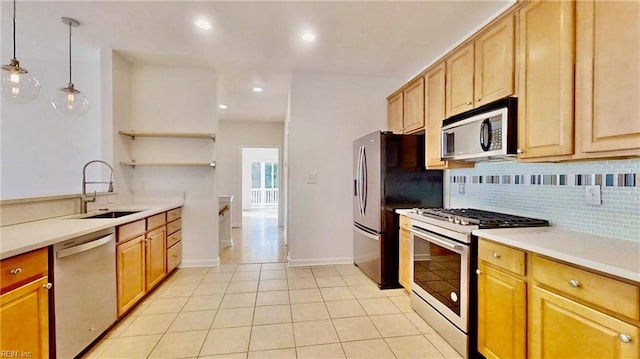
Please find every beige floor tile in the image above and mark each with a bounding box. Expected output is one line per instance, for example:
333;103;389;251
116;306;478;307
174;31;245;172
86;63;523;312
157;283;198;298
220;292;257;309
261;263;286;271
126;299;151;317
293;320;339;346
425;333;462;358
316;276;347;288
141;297;188;314
291;302;330;322
320;287;356;301
202;272;234;283
341;339;395;359
286;268;313;278
258;279;288;291
348;285;386;299
253;305;292;325
97;334;161;358
296;343;346;359
199;353;247;359
208;264;238;273
385;335;443;359
383;288;409;297
167;310;216;332
249;323;295;351
341;275;376;287
256;290;290;306
236;263;262;272
83;338;114;358
175;267;210;275
370;314;421;337
332;317;380;342
120;313;177;336
171;273;205;285
311;266;340;277
248;348;296;359
389;295;413;313
232;271;261;281
334;264;363;276
148;330;207;358
288;277;318;289
325;300;366;319
289;288;323;303
404;312;435;334
259;270;287;280
194;282;229;296
358;297;401;315
104;316;134;338
212;307;255;328
227;280;259;293
200;327;251;356
183;294;224;311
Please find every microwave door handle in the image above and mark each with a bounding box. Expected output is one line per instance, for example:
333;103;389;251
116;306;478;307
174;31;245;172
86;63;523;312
407;227;464;252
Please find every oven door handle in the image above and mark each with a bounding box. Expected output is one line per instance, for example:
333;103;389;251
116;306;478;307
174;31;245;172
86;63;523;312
408;227;464;252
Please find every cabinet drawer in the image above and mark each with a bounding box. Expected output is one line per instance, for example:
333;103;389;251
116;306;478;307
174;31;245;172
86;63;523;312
533;255;640;320
167;218;182;235
167;230;182;248
0;248;48;292
167;207;182;222
478;239;526;276
167;241;182;272
147;213;166;231
118;220;145;242
399;215;411;230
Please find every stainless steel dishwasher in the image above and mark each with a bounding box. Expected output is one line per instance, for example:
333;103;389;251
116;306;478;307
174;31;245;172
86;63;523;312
53;228;117;359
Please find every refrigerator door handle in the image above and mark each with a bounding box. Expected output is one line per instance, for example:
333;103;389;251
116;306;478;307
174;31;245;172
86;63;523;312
360;146;368;215
356;146;363;215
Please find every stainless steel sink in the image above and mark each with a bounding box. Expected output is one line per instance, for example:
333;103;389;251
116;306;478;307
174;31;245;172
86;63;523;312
81;211;141;219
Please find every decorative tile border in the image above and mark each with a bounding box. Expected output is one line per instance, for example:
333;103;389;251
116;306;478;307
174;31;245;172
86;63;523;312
449;172;639;187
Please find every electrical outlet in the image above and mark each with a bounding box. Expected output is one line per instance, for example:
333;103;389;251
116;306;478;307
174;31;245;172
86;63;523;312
306;174;317;184
585;185;602;205
458;183;465;195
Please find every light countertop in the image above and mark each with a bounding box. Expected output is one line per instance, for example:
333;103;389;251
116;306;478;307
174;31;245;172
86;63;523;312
0;202;182;260
474;227;640;283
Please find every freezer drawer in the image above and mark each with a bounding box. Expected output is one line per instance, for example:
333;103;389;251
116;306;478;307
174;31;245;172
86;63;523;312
353;224;381;285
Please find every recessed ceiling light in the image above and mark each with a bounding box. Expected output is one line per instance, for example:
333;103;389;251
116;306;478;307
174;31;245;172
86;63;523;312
195;19;212;30
252;87;263;93
301;31;316;42
218;104;228;109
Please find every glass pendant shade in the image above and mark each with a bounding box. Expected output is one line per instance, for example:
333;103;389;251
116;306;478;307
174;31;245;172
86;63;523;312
51;83;89;115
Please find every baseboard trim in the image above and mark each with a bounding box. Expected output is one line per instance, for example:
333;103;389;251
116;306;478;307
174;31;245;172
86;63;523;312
180;257;219;268
288;257;354;267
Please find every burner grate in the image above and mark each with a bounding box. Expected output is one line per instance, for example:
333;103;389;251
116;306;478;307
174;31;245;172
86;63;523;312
417;208;549;229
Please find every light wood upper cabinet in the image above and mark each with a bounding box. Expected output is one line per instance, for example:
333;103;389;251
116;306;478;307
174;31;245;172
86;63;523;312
387;92;404;134
575;0;640;158
475;15;515;106
517;0;575;160
402;78;425;134
446;42;476;117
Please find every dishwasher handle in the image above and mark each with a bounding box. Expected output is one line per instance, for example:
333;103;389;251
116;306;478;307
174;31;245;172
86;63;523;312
56;234;114;259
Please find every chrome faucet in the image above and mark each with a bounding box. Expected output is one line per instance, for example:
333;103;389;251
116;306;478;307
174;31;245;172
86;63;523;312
81;160;114;214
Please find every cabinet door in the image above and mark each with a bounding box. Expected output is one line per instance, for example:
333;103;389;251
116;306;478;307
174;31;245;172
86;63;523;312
146;226;167;290
0;276;49;359
518;0;575;159
576;0;640;157
477;263;526;359
403;78;425;134
387;92;404;134
446;42;475;117
398;228;411;290
117;236;145;316
530;286;640;359
425;64;447;169
474;15;515;106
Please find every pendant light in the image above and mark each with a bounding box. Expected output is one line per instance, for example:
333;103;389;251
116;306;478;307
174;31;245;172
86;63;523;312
1;0;41;103
51;17;89;115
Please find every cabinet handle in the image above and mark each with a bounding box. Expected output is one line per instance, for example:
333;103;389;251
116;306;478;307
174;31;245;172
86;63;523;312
492;252;500;259
465;101;472;106
619;334;632;343
517;148;524;154
476;269;482;275
9;267;23;275
476;98;481;102
42;283;53;290
568;279;581;288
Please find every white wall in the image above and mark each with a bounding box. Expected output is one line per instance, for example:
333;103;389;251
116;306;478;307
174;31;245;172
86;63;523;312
241;148;279;210
116;64;219;267
286;71;400;266
216;120;284;227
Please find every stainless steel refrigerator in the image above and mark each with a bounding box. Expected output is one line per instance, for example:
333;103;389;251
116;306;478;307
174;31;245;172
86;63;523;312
353;131;443;288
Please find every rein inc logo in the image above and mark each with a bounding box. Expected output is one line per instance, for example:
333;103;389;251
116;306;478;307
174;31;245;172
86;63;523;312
1;351;32;358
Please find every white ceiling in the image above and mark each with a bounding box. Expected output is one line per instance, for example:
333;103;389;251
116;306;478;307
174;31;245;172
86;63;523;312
2;0;512;123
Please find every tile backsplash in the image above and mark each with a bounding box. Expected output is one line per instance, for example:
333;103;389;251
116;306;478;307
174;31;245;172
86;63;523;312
449;158;640;241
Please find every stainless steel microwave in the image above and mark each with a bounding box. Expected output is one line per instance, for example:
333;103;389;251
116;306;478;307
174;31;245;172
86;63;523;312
441;97;517;162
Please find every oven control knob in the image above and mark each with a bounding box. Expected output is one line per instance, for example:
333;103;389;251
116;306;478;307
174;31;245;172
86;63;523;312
448;216;455;223
460;218;470;225
450;292;458;303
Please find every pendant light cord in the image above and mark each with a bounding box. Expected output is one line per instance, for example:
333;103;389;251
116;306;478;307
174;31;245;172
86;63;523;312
68;21;72;85
12;0;16;60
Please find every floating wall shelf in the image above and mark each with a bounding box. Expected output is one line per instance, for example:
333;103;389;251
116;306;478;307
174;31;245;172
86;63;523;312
119;131;216;141
120;161;216;168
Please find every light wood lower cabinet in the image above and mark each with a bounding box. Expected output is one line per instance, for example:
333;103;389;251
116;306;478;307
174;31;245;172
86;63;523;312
145;226;167;290
117;235;146;316
398;227;411;290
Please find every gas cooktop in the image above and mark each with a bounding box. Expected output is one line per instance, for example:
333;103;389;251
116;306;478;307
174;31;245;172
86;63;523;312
412;208;549;229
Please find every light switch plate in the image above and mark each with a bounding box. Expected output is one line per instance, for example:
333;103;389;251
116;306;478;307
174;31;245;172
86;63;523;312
306;174;317;184
585;185;602;205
